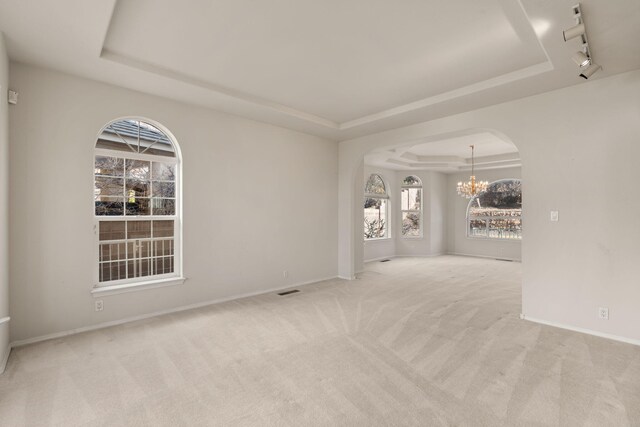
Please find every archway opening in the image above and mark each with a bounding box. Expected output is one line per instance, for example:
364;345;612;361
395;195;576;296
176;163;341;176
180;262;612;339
357;129;521;274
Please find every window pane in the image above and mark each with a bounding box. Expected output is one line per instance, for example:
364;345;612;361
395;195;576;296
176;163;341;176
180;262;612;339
402;175;421;186
125;198;151;215
126;179;151;198
488;218;522;239
125;159;150;179
364;198;387;239
127;221;151;239
365;174;386;195
127;259;152;278
99;221;125;241
95;197;124;216
99;261;126;282
152;162;176;181
95;177;124;197
469;219;487;237
402;212;421;237
95;156;124;177
468;179;522;240
401;188;421;211
153;220;174;238
152;181;175;198
127;240;152;259
154;256;174;275
99;243;126;262
152;198;175;216
154;239;174;256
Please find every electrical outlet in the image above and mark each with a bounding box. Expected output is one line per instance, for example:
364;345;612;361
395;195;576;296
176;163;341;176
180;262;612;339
95;300;104;312
550;210;559;222
283;270;289;278
598;307;609;320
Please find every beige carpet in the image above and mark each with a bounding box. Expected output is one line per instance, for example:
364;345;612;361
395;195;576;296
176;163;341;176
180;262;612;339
1;256;639;426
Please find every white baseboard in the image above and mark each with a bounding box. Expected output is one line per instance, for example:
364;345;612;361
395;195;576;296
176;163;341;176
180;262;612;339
521;314;640;347
447;252;521;262
394;253;445;258
363;255;395;263
363;253;445;264
10;275;339;349
0;344;10;374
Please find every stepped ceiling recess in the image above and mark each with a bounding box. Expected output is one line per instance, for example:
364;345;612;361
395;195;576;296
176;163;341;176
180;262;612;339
0;0;638;141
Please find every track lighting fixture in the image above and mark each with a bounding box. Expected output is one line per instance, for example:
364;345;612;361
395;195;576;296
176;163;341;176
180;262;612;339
563;23;584;42
562;3;601;79
579;63;602;79
571;51;590;67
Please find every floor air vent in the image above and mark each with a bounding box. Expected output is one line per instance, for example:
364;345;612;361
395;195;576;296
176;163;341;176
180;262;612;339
278;289;300;296
380;259;391;263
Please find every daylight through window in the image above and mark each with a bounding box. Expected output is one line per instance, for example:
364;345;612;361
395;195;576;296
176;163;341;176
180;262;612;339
401;176;422;237
467;179;521;240
94;119;181;286
364;174;389;239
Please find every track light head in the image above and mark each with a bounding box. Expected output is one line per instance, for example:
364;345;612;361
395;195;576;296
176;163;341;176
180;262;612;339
563;23;585;41
571;51;591;67
579;63;601;79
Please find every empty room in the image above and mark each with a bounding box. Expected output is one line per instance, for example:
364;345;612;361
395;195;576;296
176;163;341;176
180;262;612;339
0;0;639;425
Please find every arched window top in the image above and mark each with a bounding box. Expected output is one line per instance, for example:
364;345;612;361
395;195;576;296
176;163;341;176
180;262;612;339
365;174;387;196
468;179;521;212
402;175;422;186
97;118;176;158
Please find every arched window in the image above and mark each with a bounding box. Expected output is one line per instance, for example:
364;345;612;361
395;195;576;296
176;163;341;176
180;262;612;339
364;174;389;239
467;179;521;240
94;118;182;289
401;175;422;237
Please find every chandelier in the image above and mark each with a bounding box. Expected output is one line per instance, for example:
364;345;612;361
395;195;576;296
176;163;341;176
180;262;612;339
457;145;488;199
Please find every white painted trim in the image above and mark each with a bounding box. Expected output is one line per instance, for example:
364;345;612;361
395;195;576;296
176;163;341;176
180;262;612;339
521;315;640;347
91;277;186;297
0;316;9;325
446;252;521;262
10;275;341;348
0;345;10;374
363;255;395;263
393;253;445;258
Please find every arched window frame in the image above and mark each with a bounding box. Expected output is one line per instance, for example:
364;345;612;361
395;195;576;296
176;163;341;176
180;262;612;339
466;178;521;240
364;174;390;240
92;117;184;295
401;175;422;238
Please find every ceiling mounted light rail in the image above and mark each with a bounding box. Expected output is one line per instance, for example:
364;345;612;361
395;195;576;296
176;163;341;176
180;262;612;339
563;3;601;79
456;145;488;199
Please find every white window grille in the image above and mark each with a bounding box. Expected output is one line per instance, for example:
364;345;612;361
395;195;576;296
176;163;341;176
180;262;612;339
401;175;422;238
94;119;182;287
364;174;389;240
467;179;522;240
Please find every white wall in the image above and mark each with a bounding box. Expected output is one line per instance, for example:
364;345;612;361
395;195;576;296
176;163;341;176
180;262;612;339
0;33;10;370
339;69;640;343
8;63;338;343
447;167;521;260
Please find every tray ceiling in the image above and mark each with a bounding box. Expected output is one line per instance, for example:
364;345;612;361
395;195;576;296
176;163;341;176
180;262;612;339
0;0;638;140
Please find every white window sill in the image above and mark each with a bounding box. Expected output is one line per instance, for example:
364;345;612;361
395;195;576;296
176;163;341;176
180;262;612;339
91;277;186;297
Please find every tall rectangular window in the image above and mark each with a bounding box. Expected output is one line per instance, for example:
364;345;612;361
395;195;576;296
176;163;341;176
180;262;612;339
401;176;422;238
94;119;181;288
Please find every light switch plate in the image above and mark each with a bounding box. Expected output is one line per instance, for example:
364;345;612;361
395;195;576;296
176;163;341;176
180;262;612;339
550;210;559;222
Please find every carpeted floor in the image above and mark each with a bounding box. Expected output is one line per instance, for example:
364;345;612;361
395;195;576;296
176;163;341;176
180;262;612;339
1;256;639;426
